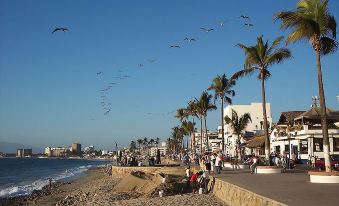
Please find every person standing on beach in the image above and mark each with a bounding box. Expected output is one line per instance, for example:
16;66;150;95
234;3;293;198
190;172;201;194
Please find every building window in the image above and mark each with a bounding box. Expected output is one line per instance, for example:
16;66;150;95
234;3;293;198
313;138;323;152
334;138;339;152
299;140;308;154
284;144;290;152
275;146;280;154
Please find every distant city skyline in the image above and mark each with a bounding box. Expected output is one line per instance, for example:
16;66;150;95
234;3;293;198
0;0;338;150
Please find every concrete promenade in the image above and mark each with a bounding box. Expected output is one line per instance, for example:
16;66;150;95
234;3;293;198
213;168;339;206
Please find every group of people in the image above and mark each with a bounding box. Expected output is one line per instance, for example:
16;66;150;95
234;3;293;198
185;166;211;194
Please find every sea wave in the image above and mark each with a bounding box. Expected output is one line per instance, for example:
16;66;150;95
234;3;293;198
0;164;93;198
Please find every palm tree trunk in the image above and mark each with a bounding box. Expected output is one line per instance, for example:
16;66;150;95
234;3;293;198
260;69;270;165
204;115;209;152
200;115;203;154
221;98;225;153
316;49;331;172
237;134;242;160
192;117;196;154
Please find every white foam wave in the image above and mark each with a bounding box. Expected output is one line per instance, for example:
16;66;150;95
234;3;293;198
0;164;93;198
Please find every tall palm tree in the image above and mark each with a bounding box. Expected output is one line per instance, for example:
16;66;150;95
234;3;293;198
224;109;252;160
171;126;184;153
137;138;143;149
186;100;198;154
194;99;204;154
175;108;188;122
232;35;292;163
275;0;337;172
181;120;195;150
130;141;137;153
196;91;217;153
208;74;236;153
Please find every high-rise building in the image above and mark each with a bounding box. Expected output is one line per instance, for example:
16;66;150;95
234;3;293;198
16;148;32;157
71;143;81;156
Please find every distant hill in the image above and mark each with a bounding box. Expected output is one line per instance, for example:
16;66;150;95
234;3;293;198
0;141;43;154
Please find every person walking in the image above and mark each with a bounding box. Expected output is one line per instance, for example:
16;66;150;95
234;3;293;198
215;153;222;174
250;154;258;174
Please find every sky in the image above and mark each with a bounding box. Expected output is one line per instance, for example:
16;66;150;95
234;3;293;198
0;0;338;151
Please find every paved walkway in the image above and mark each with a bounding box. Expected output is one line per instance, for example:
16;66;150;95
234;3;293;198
214;168;339;206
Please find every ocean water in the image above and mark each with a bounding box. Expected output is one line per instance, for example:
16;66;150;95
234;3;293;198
0;158;111;198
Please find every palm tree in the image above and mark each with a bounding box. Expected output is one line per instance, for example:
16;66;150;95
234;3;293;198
224;109;252;160
275;0;337;172
181;120;195;150
171;126;184;153
137;138;143;149
232;35;291;163
196;91;217;153
130;141;137;153
186;100;198;154
208;74;236;153
175;108;188;122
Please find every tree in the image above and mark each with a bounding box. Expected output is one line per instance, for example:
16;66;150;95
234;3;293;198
171;126;184;154
186;100;198;154
175;108;188;122
181;120;195;150
224;109;252;160
196;91;217;153
208;74;236;153
137;139;143;149
130;141;137;153
232;35;291;164
275;0;337;172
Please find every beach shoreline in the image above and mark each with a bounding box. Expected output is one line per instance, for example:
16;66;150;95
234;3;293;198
0;166;226;206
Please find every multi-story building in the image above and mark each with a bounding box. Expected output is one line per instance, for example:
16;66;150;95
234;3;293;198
193;130;221;154
71;143;81;156
45;147;71;157
271;107;339;163
150;142;168;156
16;148;32;157
84;146;95;153
218;102;273;157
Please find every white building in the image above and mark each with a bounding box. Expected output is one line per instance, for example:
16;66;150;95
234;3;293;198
45;146;71;157
271;108;339;163
84;146;95;153
193;130;221;154
218;102;273;157
150;142;168;156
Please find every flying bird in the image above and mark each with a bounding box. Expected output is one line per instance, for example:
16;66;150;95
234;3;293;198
184;37;196;42
52;27;69;34
240;15;250;20
200;27;214;32
218;20;225;26
148;59;157;63
96;71;102;75
244;23;254;27
138;64;144;67
104;109;111;115
170;45;180;48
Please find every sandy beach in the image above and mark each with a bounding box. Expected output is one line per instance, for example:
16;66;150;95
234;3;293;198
0;167;226;206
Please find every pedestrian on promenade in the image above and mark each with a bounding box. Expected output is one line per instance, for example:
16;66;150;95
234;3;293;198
311;155;316;169
250;154;258;174
205;154;211;174
215;154;222;174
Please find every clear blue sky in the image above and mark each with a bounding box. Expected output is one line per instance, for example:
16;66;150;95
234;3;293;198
0;0;338;150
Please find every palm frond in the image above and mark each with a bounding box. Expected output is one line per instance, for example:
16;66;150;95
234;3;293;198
319;36;338;55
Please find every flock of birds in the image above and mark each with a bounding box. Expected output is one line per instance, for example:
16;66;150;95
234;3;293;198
51;14;254;119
